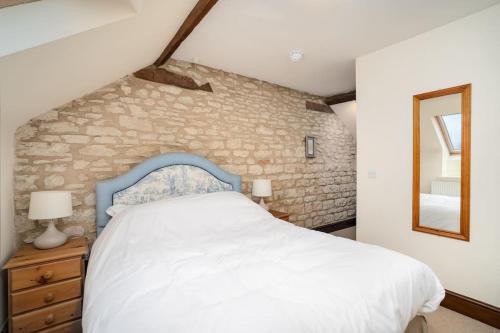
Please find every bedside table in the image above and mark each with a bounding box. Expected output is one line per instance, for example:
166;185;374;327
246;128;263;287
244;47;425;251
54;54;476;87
3;238;88;333
269;209;290;222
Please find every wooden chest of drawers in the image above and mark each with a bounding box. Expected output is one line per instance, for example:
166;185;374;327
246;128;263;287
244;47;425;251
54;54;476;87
3;238;88;333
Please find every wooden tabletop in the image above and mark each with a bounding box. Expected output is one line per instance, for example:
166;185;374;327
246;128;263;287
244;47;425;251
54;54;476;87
3;238;88;269
269;209;290;219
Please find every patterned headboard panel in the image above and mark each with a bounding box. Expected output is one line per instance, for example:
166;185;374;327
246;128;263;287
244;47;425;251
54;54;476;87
113;165;233;205
95;153;241;236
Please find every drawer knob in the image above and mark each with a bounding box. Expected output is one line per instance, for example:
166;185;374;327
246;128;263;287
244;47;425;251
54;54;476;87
45;313;54;325
44;293;54;303
39;271;53;283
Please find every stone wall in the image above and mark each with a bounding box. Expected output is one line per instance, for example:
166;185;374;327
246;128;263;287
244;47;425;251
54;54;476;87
14;60;356;244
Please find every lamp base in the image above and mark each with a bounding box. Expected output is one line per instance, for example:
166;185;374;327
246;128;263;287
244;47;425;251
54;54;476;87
34;220;68;249
259;197;269;211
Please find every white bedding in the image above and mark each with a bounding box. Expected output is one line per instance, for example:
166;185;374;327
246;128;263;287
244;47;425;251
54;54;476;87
420;193;460;232
84;192;444;333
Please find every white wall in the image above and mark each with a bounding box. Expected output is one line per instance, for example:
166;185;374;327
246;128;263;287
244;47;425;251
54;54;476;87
331;101;357;141
357;4;500;306
0;60;17;332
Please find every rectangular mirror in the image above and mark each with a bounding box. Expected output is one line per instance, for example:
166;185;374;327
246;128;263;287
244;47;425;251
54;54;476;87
413;84;471;241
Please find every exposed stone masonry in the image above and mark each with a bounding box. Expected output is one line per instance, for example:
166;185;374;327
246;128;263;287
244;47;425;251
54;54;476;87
14;59;356;244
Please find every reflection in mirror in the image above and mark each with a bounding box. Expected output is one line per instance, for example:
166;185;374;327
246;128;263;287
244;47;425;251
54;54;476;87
419;94;461;232
413;84;470;241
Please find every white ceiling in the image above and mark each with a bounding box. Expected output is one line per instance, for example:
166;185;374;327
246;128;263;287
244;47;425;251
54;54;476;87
174;0;500;96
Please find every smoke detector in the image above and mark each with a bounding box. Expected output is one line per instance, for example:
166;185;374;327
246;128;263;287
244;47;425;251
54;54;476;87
289;49;303;62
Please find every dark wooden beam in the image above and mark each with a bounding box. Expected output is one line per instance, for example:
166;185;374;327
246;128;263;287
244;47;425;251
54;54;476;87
305;101;334;113
442;290;500;328
324;91;356;105
154;0;219;67
134;66;213;92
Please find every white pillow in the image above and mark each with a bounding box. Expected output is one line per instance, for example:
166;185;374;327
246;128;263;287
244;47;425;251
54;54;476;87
106;204;129;217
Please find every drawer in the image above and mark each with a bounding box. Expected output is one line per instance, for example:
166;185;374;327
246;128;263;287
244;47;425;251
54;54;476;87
11;278;82;315
11;298;81;333
37;319;82;333
11;258;82;291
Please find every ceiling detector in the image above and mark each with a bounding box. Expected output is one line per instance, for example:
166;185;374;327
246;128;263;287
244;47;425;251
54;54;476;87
289;49;303;62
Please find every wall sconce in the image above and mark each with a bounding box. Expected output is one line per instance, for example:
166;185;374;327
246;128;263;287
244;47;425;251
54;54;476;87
305;136;316;158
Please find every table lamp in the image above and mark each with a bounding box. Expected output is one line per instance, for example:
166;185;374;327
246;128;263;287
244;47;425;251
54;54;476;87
29;191;72;249
252;179;272;210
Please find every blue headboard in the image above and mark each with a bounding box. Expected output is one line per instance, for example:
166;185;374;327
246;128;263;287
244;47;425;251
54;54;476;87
95;152;241;236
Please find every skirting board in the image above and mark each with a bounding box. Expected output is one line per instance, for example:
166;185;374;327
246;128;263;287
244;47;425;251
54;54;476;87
312;218;356;233
442;289;500;329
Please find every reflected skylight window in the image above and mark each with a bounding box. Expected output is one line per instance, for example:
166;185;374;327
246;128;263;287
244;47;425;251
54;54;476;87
437;113;461;154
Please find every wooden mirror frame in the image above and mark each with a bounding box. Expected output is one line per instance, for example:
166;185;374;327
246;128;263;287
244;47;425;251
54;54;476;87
412;84;471;241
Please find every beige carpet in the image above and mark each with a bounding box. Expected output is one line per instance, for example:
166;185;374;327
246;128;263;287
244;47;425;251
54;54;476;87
425;307;499;333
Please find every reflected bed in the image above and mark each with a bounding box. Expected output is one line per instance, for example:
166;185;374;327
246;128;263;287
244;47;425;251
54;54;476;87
420;193;460;233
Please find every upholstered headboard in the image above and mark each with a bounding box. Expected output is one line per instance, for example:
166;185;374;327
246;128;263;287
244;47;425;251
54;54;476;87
95;153;241;236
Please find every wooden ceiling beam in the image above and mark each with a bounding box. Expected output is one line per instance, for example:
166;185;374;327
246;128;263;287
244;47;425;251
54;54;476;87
154;0;219;67
134;66;213;92
134;0;218;92
324;90;356;105
305;101;334;113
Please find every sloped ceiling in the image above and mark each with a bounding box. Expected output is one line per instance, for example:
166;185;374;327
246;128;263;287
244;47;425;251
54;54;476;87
0;0;138;57
1;0;500;126
174;0;500;95
0;0;197;129
0;0;41;9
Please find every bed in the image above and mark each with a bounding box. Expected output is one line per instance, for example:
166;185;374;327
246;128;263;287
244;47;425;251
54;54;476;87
84;152;444;333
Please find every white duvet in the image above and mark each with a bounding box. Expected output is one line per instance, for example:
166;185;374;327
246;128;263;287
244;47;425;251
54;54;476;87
84;192;444;333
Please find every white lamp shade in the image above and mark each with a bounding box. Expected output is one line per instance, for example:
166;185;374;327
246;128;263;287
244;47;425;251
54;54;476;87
28;191;73;220
252;179;272;197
